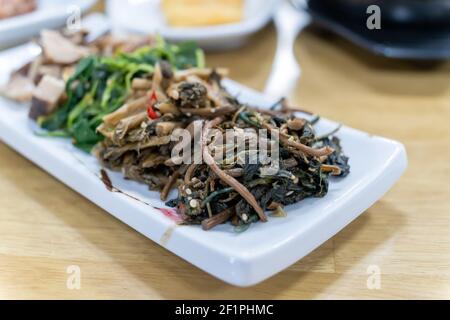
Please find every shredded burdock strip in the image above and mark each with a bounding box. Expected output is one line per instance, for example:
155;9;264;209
184;164;198;185
180;105;237;118
262;123;335;158
161;169;181;201
321;164;343;176
202;208;235;231
202;117;268;223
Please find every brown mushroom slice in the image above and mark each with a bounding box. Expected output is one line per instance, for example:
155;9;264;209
27;54;44;84
118;35;155;54
0;74;35;102
102;96;148;126
29;75;65;120
37;65;62;81
63;29;89;45
41;30;91;65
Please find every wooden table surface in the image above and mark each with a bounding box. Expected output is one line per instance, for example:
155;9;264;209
1;3;450;300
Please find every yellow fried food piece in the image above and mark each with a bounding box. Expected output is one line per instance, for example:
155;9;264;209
162;0;244;27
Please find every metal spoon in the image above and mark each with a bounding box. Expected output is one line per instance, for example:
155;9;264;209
264;0;311;102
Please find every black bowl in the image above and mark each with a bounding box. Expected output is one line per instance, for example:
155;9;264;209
307;0;450;25
293;0;450;59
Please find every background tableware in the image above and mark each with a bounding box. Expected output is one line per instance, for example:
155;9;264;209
106;0;280;50
294;0;450;59
264;0;311;102
0;0;96;48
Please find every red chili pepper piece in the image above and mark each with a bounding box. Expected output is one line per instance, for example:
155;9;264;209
147;90;159;120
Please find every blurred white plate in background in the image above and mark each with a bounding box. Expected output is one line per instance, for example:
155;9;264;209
0;0;96;48
107;0;280;50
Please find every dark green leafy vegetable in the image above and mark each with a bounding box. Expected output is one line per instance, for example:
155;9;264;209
165;104;350;231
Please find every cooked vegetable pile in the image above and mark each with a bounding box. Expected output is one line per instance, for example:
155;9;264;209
2;31;350;232
39;38;204;151
93;66;350;232
166;107;350;232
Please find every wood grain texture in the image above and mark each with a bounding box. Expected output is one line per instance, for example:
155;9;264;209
1;3;450;299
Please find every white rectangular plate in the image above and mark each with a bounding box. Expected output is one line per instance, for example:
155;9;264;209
0;44;408;287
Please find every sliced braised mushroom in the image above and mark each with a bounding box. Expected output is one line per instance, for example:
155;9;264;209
29;75;65;120
27;54;44;84
36;65;62;83
41;30;91;65
0;74;35;102
118;35;155;53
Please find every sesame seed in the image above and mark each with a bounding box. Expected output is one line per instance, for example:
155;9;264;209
190;199;199;208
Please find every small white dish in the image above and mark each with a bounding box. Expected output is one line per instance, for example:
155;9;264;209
0;0;96;48
106;0;280;50
0;44;408;287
